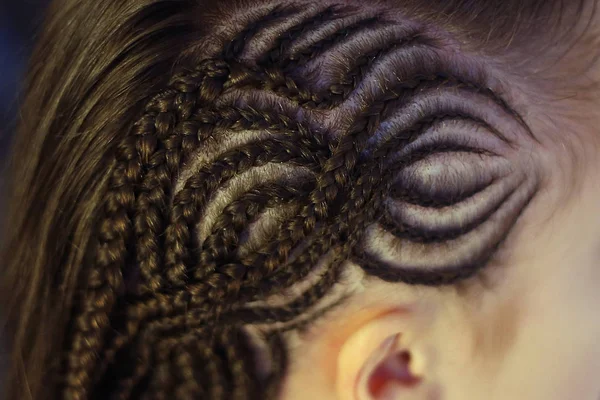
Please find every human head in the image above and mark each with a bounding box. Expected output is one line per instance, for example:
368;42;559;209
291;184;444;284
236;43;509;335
1;0;600;399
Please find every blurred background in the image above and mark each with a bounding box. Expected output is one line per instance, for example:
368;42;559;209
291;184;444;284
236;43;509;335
0;0;51;385
0;0;50;162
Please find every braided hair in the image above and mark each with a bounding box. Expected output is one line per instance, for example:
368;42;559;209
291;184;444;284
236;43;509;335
2;0;567;399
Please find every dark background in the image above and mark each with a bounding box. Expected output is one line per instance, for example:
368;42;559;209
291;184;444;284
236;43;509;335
0;0;50;161
0;2;50;383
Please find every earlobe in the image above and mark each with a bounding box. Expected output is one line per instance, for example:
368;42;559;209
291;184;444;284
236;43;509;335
335;309;434;400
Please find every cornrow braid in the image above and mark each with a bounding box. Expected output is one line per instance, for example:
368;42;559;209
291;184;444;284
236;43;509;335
64;58;232;398
55;2;530;399
222;4;302;62
284;14;386;66
164;123;329;290
255;5;347;67
197;181;314;275
326;31;430;106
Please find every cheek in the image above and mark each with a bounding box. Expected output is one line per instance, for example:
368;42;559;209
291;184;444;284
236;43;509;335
469;246;600;400
448;208;600;400
467;288;522;374
495;271;600;400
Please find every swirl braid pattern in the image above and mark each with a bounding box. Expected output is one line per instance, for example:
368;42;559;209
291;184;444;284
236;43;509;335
61;3;529;399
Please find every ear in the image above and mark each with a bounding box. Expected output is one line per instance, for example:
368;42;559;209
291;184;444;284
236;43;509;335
335;307;441;400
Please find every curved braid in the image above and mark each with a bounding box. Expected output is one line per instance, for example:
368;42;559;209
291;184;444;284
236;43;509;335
203;101;392;323
231;258;345;326
256;67;323;107
164;124;330;289
285;15;385;67
198;181;314;269
222;5;302;62
236;93;390;279
229;6;354;107
253;84;416;295
327;32;427;101
246;113;391;298
256;5;344;67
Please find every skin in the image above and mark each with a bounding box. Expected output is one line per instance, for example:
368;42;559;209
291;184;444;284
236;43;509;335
252;2;600;400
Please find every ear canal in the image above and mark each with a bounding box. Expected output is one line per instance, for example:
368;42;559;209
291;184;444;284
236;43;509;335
365;349;422;398
354;334;423;399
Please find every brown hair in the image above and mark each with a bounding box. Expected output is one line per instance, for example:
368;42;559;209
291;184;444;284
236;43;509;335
0;0;593;399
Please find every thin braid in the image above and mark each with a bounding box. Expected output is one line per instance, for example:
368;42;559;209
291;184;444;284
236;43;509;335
200;44;413;312
248;98;401;295
284;15;385;67
222;5;301;62
251;223;334;295
198;181;313;269
256;67;321;106
136;60;231;294
143;330;239;400
222;328;261;400
134;108;177;294
256;5;345;67
201;340;228;400
232;42;494;113
162;109;312;287
164;124;329;289
65;146;136;400
63;59;232;400
229;257;344;326
327;31;428;103
172;339;204;400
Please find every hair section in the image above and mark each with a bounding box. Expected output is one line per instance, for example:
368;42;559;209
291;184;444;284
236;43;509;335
0;1;576;399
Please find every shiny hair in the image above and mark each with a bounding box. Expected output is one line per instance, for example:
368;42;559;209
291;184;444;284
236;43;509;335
0;0;592;399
